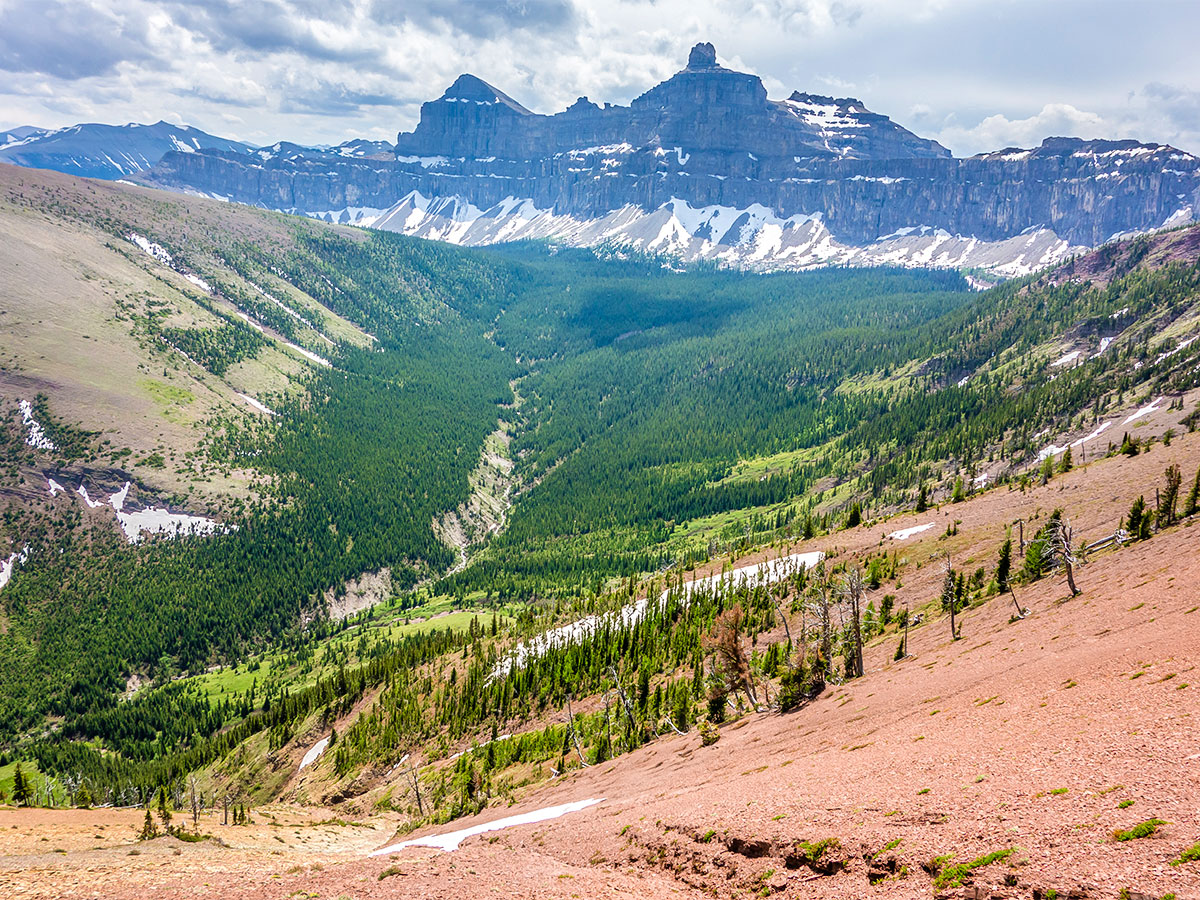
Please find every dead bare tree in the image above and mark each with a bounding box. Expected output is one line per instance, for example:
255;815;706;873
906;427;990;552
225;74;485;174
941;555;960;640
661;717;687;736
188;774;200;829
766;553;794;649
838;568;866;679
607;665;639;746
1048;516;1081;597
702;603;759;709
806;563;834;670
564;694;590;768
1009;585;1028;619
407;763;424;817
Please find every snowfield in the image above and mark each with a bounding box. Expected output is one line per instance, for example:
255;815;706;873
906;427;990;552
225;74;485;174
490;551;823;680
0;546;29;592
72;480;227;543
369;798;606;854
127;232;173;265
236;393;276;415
19;399;56;451
1123;397;1163;425
887;522;935;541
299;737;330;771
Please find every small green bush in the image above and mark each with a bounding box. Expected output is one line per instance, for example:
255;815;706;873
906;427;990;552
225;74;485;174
1113;819;1166;842
932;848;1015;889
1170;841;1200;866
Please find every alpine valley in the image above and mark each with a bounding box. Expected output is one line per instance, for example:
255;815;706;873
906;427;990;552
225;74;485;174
1;36;1200;900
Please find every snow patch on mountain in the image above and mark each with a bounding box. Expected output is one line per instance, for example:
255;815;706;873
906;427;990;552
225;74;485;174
18;399;56;451
370;798;605;855
356;194;1083;276
489;550;823;681
0;546;30;592
127;232;173;265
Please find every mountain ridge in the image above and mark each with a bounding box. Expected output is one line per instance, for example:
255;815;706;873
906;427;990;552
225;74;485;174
0;120;252;180
6;44;1200;274
132;43;1199;274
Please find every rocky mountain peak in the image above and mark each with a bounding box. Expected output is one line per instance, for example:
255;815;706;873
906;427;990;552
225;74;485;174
686;41;720;70
440;74;532;115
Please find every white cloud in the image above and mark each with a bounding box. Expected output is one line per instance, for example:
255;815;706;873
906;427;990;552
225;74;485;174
937;103;1110;156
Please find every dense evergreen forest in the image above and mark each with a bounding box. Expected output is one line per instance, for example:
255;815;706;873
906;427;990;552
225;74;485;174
3;194;1200;807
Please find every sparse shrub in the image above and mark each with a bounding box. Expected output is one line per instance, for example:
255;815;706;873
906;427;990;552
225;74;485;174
698;719;720;747
778;661;819;712
706;691;726;723
1170;841;1200;866
793;837;840;866
932;848;1015;889
1113;819;1166;842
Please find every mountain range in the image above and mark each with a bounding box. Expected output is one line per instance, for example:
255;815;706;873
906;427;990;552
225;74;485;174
5;43;1200;275
0;121;251;180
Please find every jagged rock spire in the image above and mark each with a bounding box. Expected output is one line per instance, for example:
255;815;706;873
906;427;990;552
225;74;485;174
686;42;719;70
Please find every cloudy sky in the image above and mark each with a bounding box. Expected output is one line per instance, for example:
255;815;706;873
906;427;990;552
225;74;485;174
1;0;1198;156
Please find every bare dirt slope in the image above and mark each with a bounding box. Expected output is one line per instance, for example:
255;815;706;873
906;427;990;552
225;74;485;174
2;433;1199;899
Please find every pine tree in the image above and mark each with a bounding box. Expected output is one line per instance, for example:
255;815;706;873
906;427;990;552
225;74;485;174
995;538;1012;594
1157;464;1182;528
12;764;31;807
845;503;862;529
1127;495;1150;541
1058;446;1073;473
1186;466;1200;517
139;808;158;840
1040;455;1055;484
157;785;172;832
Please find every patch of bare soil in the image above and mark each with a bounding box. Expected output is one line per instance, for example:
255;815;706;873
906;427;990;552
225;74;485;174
434;421;517;576
325;568;392;620
4;434;1200;899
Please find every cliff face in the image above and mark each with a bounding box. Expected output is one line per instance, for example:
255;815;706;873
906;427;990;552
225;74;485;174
136;43;1200;273
395;40;949;164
